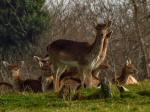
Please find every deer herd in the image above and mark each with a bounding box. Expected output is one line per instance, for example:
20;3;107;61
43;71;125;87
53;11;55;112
0;19;139;98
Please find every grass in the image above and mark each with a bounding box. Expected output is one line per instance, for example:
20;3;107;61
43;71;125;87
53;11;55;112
0;80;150;112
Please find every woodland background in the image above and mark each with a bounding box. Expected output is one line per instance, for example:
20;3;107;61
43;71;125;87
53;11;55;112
0;0;150;82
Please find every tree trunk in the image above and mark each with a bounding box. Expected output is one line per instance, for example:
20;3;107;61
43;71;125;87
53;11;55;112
131;0;150;78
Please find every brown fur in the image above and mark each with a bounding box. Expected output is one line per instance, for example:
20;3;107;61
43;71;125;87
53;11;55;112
95;31;112;67
0;82;14;93
3;62;42;92
47;27;111;64
34;56;110;90
113;60;138;85
34;57;54;91
45;21;112;91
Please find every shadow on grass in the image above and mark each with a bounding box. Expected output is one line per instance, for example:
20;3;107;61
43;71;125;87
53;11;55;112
137;90;150;97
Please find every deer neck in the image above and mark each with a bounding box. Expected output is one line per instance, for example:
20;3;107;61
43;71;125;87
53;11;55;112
13;78;23;91
12;70;23;90
86;34;105;69
95;38;109;67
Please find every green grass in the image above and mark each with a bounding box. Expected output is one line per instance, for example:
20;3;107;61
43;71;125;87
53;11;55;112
0;80;150;112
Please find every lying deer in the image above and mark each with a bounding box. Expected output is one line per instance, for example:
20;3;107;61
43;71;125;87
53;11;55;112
58;63;110;100
2;61;42;92
58;77;82;100
0;82;14;93
34;56;54;92
113;59;138;85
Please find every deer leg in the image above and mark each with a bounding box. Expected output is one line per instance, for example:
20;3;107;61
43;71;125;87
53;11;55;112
53;68;60;92
89;71;93;88
86;70;93;88
54;75;60;92
54;66;67;92
81;70;86;88
42;79;47;92
82;70;93;88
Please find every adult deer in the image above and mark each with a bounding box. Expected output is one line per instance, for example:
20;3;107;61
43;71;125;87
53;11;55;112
114;59;138;85
34;55;110;89
2;61;42;92
45;19;112;91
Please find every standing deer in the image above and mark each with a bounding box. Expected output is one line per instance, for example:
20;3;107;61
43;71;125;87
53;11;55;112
34;56;110;90
114;59;138;85
2;61;42;92
45;19;112;91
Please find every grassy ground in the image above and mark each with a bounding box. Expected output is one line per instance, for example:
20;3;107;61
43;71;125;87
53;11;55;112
0;80;150;112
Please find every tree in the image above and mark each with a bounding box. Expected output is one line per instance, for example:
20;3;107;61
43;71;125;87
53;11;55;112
0;0;51;60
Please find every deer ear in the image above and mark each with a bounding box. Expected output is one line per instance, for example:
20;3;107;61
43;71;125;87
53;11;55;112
128;58;132;64
20;61;25;67
2;61;10;67
33;56;41;62
106;31;113;37
33;56;44;67
126;60;129;65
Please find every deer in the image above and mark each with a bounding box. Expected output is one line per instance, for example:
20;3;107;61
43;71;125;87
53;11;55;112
113;59;138;85
34;55;110;91
57;63;110;100
2;61;43;92
58;77;82;100
44;19;112;91
33;56;54;92
0;82;14;93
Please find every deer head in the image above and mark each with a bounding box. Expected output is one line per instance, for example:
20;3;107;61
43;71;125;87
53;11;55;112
95;20;112;37
125;59;138;75
33;56;54;91
33;56;51;71
2;61;24;80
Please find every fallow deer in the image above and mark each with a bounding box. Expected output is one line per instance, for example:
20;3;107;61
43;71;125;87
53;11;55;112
45;19;112;91
59;63;110;90
34;56;54;92
34;55;110;91
58;77;82;100
0;82;14;93
2;61;42;92
114;59;138;85
34;56;81;95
